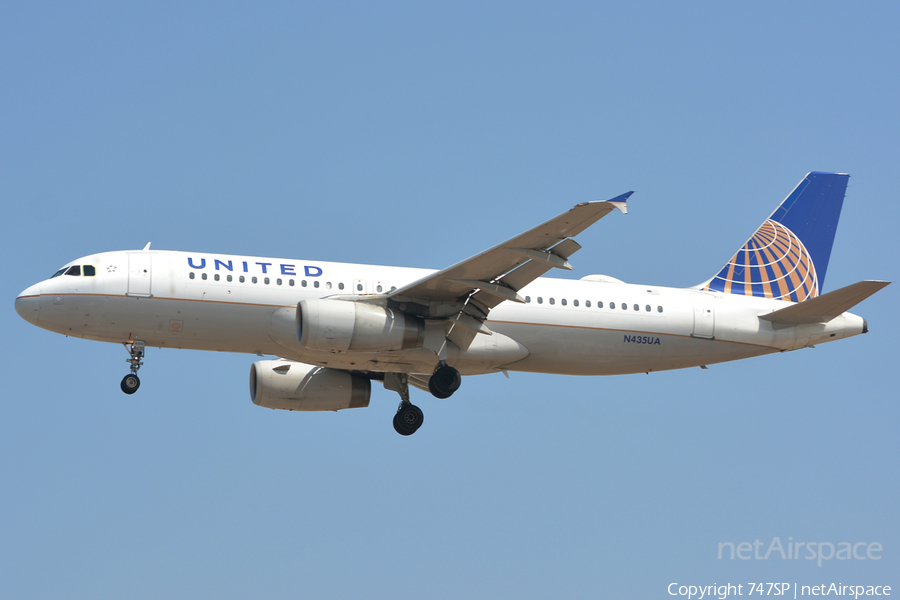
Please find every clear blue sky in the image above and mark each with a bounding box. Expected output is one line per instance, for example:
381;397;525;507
2;2;897;598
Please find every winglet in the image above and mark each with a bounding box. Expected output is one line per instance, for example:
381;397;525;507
610;201;628;215
607;191;632;215
582;191;631;215
574;191;631;215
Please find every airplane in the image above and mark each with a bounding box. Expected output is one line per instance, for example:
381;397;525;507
15;172;889;435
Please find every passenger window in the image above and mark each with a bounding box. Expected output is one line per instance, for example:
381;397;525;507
356;283;363;291
622;303;627;310
561;299;567;306
83;265;96;276
264;277;270;285
289;279;295;286
314;281;320;288
645;305;651;312
537;297;543;304
239;276;245;283
227;275;233;282
202;273;208;280
610;302;615;309
189;272;195;280
214;274;220;281
525;296;531;303
326;282;332;290
573;299;579;307
634;304;639;311
658;306;663;313
597;301;603;308
585;300;591;308
549;298;555;305
252;277;258;284
65;265;81;276
302;280;308;287
391;286;396;292
376;284;383;293
276;278;282;285
338;282;345;290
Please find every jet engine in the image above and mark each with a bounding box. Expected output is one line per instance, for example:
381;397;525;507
250;360;370;411
297;299;424;353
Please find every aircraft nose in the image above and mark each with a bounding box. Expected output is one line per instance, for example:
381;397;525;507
15;284;42;326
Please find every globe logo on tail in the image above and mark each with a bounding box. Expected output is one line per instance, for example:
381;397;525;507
704;220;818;302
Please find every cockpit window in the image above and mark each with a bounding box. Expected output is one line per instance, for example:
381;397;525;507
52;265;96;277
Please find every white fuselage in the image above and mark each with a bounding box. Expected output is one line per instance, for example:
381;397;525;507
16;249;867;377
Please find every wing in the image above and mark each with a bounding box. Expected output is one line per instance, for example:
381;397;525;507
387;193;631;325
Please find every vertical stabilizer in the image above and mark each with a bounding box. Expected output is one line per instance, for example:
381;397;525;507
701;172;849;301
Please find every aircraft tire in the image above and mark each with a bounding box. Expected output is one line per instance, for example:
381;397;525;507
121;374;140;395
429;365;461;398
428;377;452;399
394;404;423;435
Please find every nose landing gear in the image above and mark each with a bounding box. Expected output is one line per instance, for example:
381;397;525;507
121;340;145;395
121;373;140;394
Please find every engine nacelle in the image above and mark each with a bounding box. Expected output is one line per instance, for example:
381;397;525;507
297;299;424;353
250;360;371;411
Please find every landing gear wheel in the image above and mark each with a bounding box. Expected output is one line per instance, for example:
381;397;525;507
121;374;141;395
428;364;461;399
428;378;452;399
121;340;145;395
393;403;424;436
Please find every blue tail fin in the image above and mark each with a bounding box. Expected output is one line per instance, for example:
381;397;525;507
701;172;849;301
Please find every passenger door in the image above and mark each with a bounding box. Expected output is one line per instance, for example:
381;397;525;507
690;293;715;339
127;253;152;297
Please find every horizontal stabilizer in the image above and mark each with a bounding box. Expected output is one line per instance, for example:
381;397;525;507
759;280;890;325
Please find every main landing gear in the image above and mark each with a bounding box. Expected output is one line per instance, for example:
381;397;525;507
386;373;422;436
428;362;461;399
120;340;145;395
393;402;424;436
386;363;462;436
